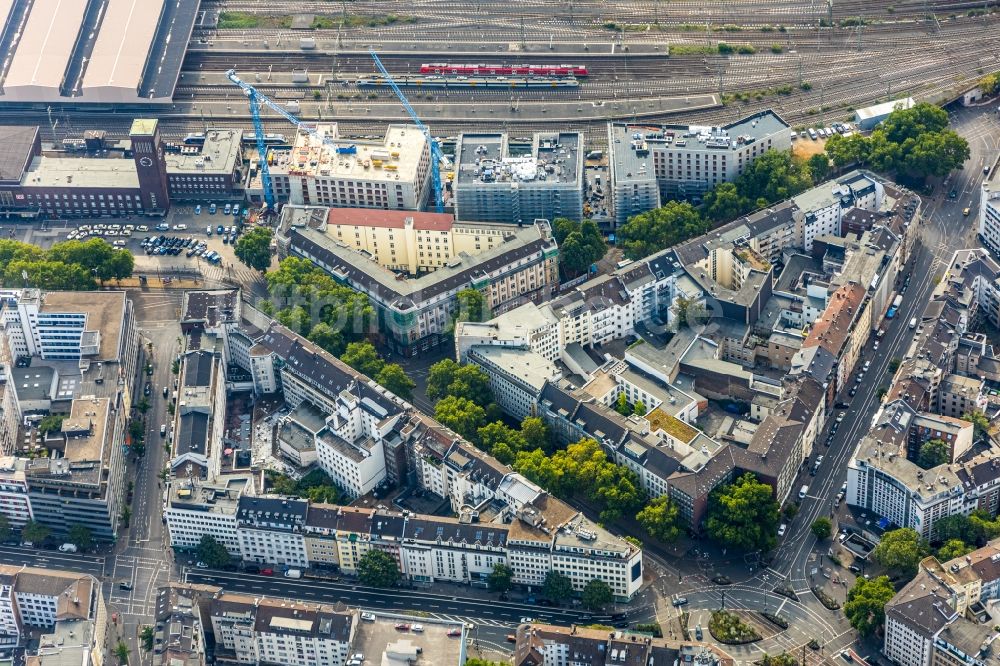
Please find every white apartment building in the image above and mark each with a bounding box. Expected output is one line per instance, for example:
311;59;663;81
164;480;244;555
249;124;431;211
315;390;390;499
607;111;792;226
465;346;560;421
793;171;885;252
979;157;1000;257
237;497;310;569
0;458;32;526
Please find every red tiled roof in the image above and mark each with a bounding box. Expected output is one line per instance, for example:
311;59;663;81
326;208;454;232
802;284;866;355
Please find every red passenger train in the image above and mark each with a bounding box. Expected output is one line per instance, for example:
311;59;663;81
419;63;588;77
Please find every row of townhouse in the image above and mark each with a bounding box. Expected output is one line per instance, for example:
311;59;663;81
847;249;1000;540
164;295;643;599
165;484;642;599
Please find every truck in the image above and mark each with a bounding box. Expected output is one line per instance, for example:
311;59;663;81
284;569;302;579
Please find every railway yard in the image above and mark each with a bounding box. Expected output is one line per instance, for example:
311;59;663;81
1;0;997;148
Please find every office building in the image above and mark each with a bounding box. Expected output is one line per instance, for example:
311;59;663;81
453;132;584;224
166;130;245;201
607;110;792;226
278;207;559;355
978;156;1000;258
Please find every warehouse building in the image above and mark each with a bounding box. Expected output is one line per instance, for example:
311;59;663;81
0;0;199;104
453;132;585;224
607;110;792;226
853;97;915;132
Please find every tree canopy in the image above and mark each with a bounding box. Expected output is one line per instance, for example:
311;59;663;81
435;395;487;442
0;238;134;290
619;201;709;260
357;550;400;587
553;218;606;277
234;227;274;272
937;539;973;562
541;571;574;603
68;525;93;550
375;363;415;400
196;535;232;568
637;495;682;543
426;359;494;404
454;288;489;323
917;439;950;470
705;472;781;552
872;528;927;576
341;341;385;377
844;575;895;636
266;468;343;504
487;563;513;593
824;102;969;180
266;257;374;356
21;520;50;545
962;410;990;439
810;517;832;541
581;579;614;611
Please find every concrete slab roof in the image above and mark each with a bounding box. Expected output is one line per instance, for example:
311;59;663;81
82;0;165;99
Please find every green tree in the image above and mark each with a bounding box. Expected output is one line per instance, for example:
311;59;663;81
705;472;781;552
21;520;50;545
917;439;950;469
357;550;400;587
701;182;750;222
541;571;574;603
824;132;870;168
633;400;646;417
435;395;487;442
37;415;64;435
114;640;131;665
935;514;978;544
234;227;274;272
637;495;682;543
136;397;150;414
735;149;814;204
0;515;11;543
5;259;95;291
807;153;831;182
980;72;1000;95
68;525;93;550
620;201;709;260
477;421;528;464
426;360;494;404
487;562;514;593
455;288;489;323
307;322;344;356
758;654;797;666
375;363;415;400
872;528;927;576
555;218;607;277
196;534;232;568
880;102;949;144
581;579;614;611
615;392;631;416
810;517;832;541
937;539;973;562
341;341;385;378
139;627;154;652
520;417;549;452
844;575;895;637
48;238;134;281
120;506;132;527
962;410;990;439
128;419;145;444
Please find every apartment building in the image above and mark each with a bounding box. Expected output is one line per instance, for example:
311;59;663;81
246;124;430;210
151;584;216;666
885;554;997;666
512;623;734;666
978;157;1000;258
0;458;32;526
278;207;559;355
465;346;561;421
165;478;245;555
453;132;585;224
607;110;792;226
237;496;310;569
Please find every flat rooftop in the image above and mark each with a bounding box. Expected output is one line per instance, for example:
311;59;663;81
3;0;88;94
22;155;139;190
467;345;559;391
456;131;581;186
166;129;243;176
273;123;426;184
38;291;126;361
353;614;465;666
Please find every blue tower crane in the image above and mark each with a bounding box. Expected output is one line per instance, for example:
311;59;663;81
226;69;356;209
368;50;447;213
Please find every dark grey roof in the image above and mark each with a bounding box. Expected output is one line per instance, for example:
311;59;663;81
237;495;309;521
403;517;508;548
175;412;208;457
182;290;238;326
183;350;214;387
0;126;38;184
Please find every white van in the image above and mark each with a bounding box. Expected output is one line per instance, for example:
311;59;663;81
909;317;917;329
799;485;809;500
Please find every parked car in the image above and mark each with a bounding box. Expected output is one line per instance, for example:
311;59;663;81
395;624;410;631
520;617;533;624
58;543;77;553
778;524;787;537
195;561;208;569
260;568;274;576
195;205;202;215
671;597;688;607
361;613;376;622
